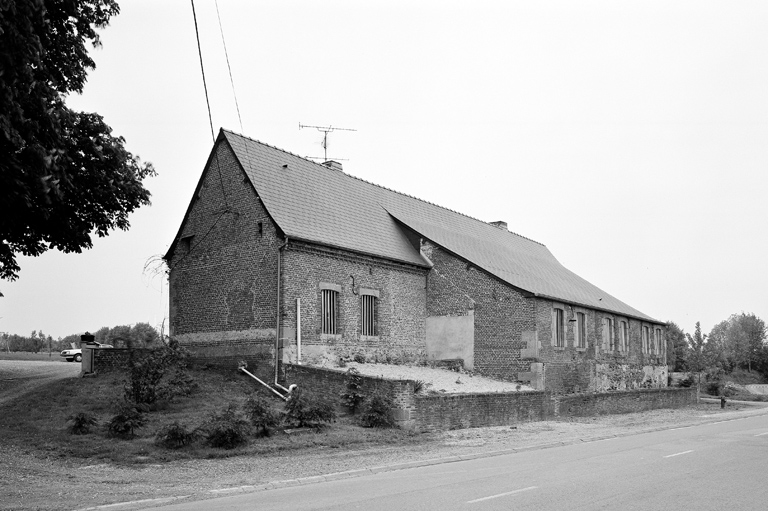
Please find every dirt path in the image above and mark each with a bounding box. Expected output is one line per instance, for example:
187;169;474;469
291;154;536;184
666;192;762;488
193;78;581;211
0;359;81;407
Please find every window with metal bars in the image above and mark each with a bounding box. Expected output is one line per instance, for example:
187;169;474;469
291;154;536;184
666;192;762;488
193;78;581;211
620;321;628;352
361;294;376;336
321;289;338;335
655;328;663;354
643;326;650;354
576;312;586;348
603;317;614;351
554;308;565;347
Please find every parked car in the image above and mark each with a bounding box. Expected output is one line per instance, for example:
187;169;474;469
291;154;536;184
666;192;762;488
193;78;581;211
60;342;113;362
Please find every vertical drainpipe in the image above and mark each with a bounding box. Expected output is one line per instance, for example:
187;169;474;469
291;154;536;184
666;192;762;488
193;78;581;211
296;298;301;364
275;237;289;388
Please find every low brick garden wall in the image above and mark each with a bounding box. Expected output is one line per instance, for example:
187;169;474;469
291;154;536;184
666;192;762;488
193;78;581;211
285;364;698;431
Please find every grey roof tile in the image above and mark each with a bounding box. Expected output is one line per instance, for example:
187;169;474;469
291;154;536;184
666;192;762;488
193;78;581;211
224;130;659;323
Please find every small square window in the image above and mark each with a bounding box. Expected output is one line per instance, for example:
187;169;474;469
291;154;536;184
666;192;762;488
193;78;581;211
180;235;194;252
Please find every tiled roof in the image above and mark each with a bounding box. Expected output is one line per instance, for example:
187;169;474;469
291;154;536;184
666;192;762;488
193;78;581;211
224;130;660;323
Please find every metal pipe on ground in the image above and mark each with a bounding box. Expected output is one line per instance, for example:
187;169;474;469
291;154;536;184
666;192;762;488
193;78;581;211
239;367;289;401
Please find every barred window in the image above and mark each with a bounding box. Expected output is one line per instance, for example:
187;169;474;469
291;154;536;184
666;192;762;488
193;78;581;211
655;328;663;354
321;289;338;335
620;321;628;352
361;295;376;336
602;317;614;351
576;312;586;348
554;307;565;347
643;326;650;354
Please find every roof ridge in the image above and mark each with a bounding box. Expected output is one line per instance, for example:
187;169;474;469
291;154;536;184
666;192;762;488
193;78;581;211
222;129;545;247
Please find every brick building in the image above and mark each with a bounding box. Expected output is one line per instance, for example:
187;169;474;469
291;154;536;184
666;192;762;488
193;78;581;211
165;130;667;393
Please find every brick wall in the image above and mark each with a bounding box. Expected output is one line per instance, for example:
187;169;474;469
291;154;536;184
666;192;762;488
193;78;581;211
284;364;695;432
536;298;667;393
553;387;696;417
423;241;535;381
167;139;280;361
285;364;416;419
280;242;428;366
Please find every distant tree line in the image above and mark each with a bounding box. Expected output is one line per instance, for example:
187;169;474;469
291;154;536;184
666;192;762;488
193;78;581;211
667;312;768;378
1;323;160;353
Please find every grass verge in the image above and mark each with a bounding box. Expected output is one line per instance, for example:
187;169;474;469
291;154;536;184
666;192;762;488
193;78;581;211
0;366;422;465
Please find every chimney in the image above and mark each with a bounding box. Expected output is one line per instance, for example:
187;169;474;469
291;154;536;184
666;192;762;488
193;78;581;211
322;160;343;172
489;221;508;231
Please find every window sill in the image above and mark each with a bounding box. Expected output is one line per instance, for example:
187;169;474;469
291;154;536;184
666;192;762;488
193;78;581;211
360;335;379;341
320;334;341;341
553;346;565;351
575;347;587;352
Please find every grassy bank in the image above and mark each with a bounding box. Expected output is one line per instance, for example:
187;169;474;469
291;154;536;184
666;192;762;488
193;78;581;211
0;365;422;465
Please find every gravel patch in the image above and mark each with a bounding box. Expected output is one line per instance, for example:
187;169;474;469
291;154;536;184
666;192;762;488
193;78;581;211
340;362;533;394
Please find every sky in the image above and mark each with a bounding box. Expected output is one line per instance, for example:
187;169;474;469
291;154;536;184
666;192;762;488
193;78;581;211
1;0;767;340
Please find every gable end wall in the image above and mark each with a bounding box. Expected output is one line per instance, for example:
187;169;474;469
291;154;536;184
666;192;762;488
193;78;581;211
167;140;279;362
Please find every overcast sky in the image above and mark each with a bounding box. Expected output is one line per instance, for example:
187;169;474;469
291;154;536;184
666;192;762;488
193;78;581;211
2;0;767;339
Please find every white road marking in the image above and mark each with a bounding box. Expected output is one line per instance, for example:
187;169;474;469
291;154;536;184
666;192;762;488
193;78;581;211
755;432;768;436
467;486;538;503
664;450;694;458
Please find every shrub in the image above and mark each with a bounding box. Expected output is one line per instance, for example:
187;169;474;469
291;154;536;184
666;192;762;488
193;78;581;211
284;387;336;428
202;405;250;449
353;352;366;364
124;339;195;405
243;395;280;438
66;412;98;435
359;390;395;428
412;379;431;394
706;380;723;396
678;375;694;388
106;405;147;439
155;421;197;449
340;368;366;413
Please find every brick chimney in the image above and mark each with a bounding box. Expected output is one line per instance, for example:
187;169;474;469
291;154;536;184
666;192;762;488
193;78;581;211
322;160;343;172
489;221;508;231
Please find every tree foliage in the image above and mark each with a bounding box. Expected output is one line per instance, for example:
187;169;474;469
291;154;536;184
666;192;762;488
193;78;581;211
707;313;767;373
0;0;155;280
665;321;688;372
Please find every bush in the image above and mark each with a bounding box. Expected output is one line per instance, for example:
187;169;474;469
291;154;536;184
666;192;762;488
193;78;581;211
412;379;431;394
359;390;395;428
66;412;98;435
105;405;147;439
243;395;280;438
284;387;336;428
155;421;197;449
124;340;195;405
202;405;250;449
705;380;721;396
340;368;365;413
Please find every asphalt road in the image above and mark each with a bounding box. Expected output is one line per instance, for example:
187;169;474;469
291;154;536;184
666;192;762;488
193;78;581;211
148;413;768;511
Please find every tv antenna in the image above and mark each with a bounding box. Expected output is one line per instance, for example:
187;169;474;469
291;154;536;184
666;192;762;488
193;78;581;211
299;123;356;162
